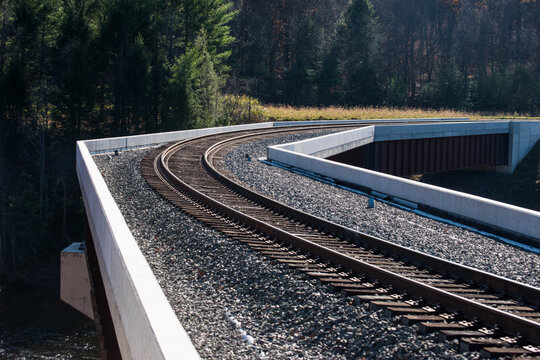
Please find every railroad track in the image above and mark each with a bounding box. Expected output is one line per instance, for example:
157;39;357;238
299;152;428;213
141;125;540;358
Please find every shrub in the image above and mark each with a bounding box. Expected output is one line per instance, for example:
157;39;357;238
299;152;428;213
221;94;267;124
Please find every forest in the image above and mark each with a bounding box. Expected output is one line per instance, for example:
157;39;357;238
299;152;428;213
0;0;539;273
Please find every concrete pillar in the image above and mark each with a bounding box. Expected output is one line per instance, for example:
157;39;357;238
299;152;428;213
60;242;94;319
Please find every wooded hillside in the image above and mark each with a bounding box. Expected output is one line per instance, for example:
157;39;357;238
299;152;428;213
0;0;237;272
230;0;540;111
0;0;538;273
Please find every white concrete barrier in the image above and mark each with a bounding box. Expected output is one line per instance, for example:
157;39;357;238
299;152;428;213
78;120;354;359
77;142;201;360
268;121;540;241
277;126;376;159
78;121;296;359
372;121;509;141
272;117;469;127
84;122;275;153
84;118;469;153
280;121;509;158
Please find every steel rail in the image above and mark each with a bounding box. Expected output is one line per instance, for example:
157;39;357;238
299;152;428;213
151;126;540;345
205;132;540;300
202;132;540;344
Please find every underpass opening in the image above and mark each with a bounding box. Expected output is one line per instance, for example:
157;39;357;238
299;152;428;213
327;133;509;177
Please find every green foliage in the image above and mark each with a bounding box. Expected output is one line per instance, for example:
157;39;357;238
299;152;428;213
0;0;237;271
319;0;381;106
317;47;341;106
420;60;466;109
385;76;408;107
181;0;237;73
55;0;99;139
229;0;540;112
471;71;508;112
166;32;220;130
336;0;377;63
1;0;540;274
2;55;28;114
509;65;538;113
284;16;322;106
471;65;538;113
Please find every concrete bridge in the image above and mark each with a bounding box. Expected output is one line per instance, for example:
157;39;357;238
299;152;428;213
62;119;539;359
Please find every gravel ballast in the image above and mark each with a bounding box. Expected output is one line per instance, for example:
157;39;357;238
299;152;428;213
223;132;540;287
94;129;538;359
95;146;478;360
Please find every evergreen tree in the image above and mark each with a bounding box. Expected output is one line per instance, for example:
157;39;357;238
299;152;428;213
166;32;220;130
0;0;238;272
180;0;236;73
56;0;99;141
471;64;538;113
320;0;380;105
421;59;466;109
384;75;408;107
284;15;322;106
510;64;538;113
96;0;157;135
317;46;340;106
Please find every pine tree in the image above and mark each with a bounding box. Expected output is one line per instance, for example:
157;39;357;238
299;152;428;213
166;32;220;130
56;0;99;140
319;0;380;105
284;15;322;105
180;0;236;73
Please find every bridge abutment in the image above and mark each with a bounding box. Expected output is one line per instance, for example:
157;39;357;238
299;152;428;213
508;121;540;172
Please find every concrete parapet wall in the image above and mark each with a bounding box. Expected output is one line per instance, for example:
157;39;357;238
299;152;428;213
77;142;201;359
273;119;482;159
278;126;376;159
272;117;468;128
279;120;540;174
84;117;469;154
268;121;540;242
372;121;509;141
80;120;367;359
84;122;275;153
80;121;383;358
283;121;509;157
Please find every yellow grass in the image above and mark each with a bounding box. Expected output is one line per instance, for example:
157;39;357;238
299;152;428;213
261;105;539;122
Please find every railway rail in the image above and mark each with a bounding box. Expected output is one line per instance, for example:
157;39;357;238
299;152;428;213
141;125;540;358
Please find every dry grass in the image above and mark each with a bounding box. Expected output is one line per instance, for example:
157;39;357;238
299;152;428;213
261;105;539;122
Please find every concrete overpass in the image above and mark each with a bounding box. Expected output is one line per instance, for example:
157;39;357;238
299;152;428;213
63;119;539;359
268;120;540;242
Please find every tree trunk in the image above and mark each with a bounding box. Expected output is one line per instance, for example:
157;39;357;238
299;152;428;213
0;0;8;73
0;179;4;271
62;179;70;245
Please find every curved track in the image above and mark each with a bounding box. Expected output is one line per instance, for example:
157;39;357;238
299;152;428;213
141;125;540;357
